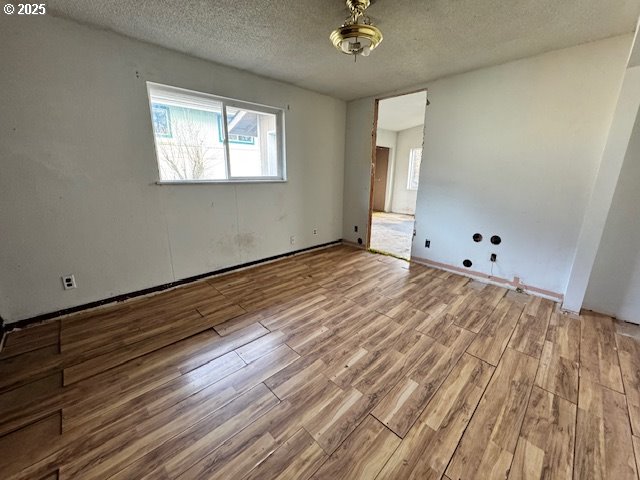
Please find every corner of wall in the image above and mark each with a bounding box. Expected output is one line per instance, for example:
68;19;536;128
563;64;640;313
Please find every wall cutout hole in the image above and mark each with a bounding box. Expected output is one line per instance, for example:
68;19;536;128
463;259;473;268
473;233;483;243
357;237;363;245
491;235;502;245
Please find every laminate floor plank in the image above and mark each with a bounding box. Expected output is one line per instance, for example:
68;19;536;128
0;345;62;393
579;313;624;393
371;326;475;437
508;312;550;359
2;246;638;480
0;413;62;478
109;384;279;480
466;299;524;366
304;348;407;454
243;428;327;480
61;380;278;479
535;313;580;404
508;386;576;480
64;350;246;437
574;378;638;480
236;331;288;363
214;311;266;336
0;322;59;360
62;306;256;385
45;345;297;479
178;376;343;479
310;415;400;480
61;283;228;351
446;348;538;480
264;356;328;400
63;325;263;429
0;372;63;437
617;333;640;436
377;353;493;479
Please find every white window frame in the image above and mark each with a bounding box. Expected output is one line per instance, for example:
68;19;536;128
147;82;287;184
407;147;422;190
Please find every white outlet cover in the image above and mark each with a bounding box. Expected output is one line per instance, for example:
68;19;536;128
62;274;77;290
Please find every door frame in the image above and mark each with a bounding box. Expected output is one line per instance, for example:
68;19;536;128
367;88;428;250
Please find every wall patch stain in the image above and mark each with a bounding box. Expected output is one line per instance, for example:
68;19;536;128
235;233;256;250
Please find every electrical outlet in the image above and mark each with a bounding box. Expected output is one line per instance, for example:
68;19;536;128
313;228;318;235
62;274;76;290
354;225;358;232
290;235;296;245
425;239;431;248
490;253;497;262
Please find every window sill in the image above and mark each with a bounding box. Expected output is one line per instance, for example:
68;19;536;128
155;179;287;185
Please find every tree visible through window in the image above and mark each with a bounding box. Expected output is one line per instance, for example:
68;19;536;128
147;83;285;182
407;147;422;190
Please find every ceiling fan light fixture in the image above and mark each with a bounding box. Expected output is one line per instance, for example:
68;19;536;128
330;0;382;58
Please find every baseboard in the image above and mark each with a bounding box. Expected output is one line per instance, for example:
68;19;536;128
411;255;564;303
2;240;342;334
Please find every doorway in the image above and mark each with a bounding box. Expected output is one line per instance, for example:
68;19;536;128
368;90;427;260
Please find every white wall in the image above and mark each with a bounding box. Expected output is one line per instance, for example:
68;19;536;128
0;15;346;323
375;128;397;212
583;96;640;323
391;125;424;215
343;35;632;296
343;98;376;245
562;30;640;314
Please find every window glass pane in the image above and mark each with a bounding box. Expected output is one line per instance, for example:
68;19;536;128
150;98;226;181
227;107;279;178
147;83;284;182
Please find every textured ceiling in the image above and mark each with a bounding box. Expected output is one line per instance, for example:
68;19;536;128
48;0;640;100
378;91;427;131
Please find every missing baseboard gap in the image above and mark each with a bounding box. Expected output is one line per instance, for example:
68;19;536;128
3;240;343;334
342;239;366;250
411;256;563;303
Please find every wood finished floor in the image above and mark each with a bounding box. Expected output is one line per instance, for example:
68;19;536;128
1;245;639;480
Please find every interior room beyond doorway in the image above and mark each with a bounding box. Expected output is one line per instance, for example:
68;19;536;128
370;90;427;260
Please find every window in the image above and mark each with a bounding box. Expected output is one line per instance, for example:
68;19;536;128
147;83;285;183
407;147;422;190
